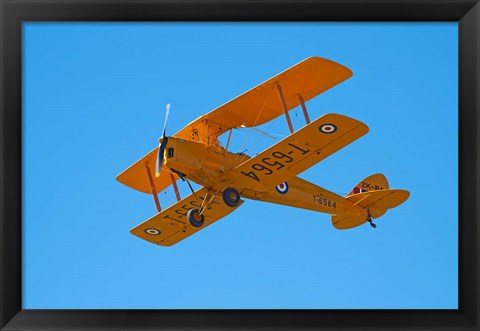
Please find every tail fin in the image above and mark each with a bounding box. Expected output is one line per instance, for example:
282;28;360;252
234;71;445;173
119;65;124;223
347;173;389;196
332;174;409;230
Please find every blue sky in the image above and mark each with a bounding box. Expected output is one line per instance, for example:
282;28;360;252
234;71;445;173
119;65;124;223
23;23;458;309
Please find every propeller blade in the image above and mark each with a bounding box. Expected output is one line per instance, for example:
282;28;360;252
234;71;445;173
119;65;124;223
155;103;171;177
155;139;166;177
162;103;170;138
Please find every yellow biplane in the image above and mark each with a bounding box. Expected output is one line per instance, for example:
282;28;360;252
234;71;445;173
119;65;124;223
116;56;409;246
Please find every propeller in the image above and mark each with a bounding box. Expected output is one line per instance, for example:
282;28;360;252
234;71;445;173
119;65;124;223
155;103;170;177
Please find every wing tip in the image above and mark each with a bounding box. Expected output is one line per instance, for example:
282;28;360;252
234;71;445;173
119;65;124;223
305;56;353;77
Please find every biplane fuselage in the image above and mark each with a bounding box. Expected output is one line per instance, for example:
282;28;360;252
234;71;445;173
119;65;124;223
162;137;249;191
116;56;410;246
161;137;366;218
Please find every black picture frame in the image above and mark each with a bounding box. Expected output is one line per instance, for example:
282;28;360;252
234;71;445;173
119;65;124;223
1;0;478;330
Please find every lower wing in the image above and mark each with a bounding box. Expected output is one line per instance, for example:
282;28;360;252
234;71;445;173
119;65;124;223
130;187;243;246
228;113;368;192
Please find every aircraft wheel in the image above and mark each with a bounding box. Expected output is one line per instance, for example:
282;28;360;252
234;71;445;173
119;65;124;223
223;187;241;207
187;208;204;228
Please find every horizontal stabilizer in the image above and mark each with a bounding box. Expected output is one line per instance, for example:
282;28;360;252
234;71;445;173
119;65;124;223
346;189;409;210
332;189;409;229
331;214;367;230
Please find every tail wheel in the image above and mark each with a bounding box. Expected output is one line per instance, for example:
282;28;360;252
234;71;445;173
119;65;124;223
187;208;205;228
367;216;377;229
223;187;240;207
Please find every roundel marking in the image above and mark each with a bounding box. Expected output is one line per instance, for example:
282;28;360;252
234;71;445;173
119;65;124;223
319;123;337;134
276;182;289;194
144;228;161;235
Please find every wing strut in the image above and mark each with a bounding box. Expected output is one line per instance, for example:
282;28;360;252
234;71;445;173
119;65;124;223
298;94;311;124
170;173;181;202
224;129;233;155
145;164;161;212
275;83;294;134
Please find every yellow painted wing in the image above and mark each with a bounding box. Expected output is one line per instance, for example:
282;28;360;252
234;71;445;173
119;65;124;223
226;113;368;192
117;57;351;192
116;147;180;194
130;187;243;246
174;56;352;145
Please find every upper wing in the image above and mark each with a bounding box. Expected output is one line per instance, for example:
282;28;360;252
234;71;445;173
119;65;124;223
117;57;351;192
227;113;368;192
130;187;243;246
174;57;352;146
116;147;180;194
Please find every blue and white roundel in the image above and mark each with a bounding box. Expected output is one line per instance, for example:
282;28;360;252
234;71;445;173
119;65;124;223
276;182;289;194
319;123;337;134
144;228;161;236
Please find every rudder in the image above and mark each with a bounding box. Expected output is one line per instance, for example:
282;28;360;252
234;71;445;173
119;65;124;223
347;173;389;196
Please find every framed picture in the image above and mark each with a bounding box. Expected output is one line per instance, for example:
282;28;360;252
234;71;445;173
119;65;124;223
1;0;478;330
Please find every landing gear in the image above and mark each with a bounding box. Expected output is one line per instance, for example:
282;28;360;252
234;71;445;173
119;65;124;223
223;187;241;207
187;208;205;228
186;188;239;227
364;207;377;228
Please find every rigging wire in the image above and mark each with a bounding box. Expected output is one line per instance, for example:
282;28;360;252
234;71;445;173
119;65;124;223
233;85;275;165
294;107;302;128
248;115;279;154
235;126;277;140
